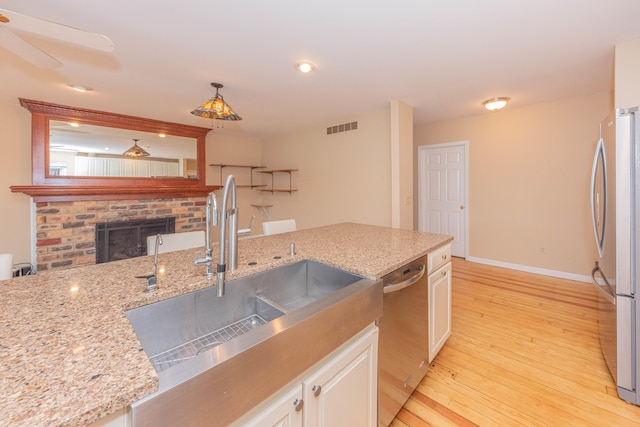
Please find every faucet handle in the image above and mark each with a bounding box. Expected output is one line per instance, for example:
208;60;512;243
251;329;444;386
145;275;158;293
238;214;255;236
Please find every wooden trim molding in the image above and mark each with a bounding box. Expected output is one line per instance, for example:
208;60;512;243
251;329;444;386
12;99;216;202
10;185;222;202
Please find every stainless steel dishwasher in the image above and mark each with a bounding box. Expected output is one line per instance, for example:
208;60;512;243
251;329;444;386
378;255;429;427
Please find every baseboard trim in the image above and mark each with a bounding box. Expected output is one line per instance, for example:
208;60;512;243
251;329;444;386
466;256;591;283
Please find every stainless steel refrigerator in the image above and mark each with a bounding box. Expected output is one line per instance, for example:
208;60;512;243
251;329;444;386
590;106;640;405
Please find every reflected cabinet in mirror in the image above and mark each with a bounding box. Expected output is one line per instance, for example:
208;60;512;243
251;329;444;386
12;99;219;201
49;121;198;178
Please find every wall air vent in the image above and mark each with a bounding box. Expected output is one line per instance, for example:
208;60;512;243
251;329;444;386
327;121;357;135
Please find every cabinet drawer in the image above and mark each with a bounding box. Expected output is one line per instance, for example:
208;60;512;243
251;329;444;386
428;244;451;273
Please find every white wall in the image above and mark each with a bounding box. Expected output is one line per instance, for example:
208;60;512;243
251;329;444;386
0;102;33;264
205;132;264;237
414;91;611;277
390;100;414;230
615;39;640;108
261;108;392;230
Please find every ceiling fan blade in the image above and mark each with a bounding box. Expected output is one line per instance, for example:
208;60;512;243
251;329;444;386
0;8;113;52
0;27;61;68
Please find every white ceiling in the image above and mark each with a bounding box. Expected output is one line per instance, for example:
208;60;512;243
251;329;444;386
2;1;640;139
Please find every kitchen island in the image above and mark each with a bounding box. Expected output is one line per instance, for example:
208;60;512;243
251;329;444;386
0;223;452;426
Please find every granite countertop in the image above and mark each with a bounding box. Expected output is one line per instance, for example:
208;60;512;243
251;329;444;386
0;222;452;426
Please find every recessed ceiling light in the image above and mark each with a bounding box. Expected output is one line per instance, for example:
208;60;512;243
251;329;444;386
158;133;167;138
68;122;80;128
67;84;93;93
482;97;510;111
295;62;315;74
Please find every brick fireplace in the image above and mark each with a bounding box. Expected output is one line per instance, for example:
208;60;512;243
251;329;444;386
35;197;207;272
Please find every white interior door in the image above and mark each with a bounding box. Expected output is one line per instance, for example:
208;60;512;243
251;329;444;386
418;142;468;258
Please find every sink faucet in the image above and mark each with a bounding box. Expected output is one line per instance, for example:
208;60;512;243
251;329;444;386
195;175;252;296
194;191;218;278
216;174;239;297
136;233;163;292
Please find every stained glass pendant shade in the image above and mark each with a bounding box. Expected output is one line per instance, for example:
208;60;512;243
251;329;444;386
191;82;242;121
123;138;150;157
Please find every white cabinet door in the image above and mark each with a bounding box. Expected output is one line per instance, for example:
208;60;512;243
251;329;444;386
136;160;151;177
302;328;378;427
242;384;303;427
428;262;452;363
75;156;90;176
167;162;180;177
107;158;124;176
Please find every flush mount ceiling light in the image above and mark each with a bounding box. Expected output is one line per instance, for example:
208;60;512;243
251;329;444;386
482;97;510;111
123;138;150;158
67;84;93;93
295;62;315;74
191;82;242;121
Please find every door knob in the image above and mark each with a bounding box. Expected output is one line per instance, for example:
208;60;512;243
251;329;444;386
460;205;465;209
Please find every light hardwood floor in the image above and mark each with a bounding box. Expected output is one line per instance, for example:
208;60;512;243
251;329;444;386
391;257;640;426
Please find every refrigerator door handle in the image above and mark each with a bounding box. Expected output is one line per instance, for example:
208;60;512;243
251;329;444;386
590;138;607;258
591;262;616;304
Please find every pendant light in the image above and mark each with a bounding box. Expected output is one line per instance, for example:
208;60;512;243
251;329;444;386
191;82;242;121
123;138;150;157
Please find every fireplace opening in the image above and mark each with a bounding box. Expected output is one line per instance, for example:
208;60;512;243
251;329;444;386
95;217;176;264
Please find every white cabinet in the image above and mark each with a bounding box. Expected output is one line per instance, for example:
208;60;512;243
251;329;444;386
302;327;378;427
428;260;452;363
243;385;303;427
427;243;451;273
239;325;378;427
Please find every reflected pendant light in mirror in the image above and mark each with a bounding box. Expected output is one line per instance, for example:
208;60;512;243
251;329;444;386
123;138;150;157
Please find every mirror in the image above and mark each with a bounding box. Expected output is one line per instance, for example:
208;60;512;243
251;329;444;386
49;121;198;178
19;98;210;191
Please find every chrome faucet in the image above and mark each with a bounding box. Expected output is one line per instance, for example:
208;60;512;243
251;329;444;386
194;191;218;278
195;175;252;296
137;233;163;292
216;175;238;297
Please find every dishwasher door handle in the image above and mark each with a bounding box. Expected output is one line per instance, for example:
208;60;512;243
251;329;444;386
383;265;425;294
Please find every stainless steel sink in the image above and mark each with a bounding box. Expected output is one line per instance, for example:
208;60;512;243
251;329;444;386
127;259;383;427
126;282;285;373
126;260;362;372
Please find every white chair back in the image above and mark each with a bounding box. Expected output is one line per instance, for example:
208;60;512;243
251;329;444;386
0;253;13;280
146;231;205;255
262;219;297;236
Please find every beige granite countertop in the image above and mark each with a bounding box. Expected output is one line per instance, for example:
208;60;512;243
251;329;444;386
0;222;452;426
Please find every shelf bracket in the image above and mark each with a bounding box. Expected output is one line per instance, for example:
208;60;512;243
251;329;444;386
251;204;273;219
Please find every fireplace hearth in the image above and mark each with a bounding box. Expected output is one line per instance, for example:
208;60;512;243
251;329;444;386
95;217;176;263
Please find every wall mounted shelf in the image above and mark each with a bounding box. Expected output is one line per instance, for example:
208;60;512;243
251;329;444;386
258;169;298;194
209;163;266;188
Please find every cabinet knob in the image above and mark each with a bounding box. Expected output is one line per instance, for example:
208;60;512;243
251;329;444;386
441;254;447;260
312;385;322;397
293;399;304;412
460;204;465;209
441;270;447;277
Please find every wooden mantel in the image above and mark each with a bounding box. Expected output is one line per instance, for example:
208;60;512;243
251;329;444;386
10;184;222;202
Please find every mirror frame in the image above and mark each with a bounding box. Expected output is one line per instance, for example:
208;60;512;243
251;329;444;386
15;99;217;201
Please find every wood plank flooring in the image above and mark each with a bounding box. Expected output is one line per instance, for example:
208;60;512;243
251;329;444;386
391;258;640;426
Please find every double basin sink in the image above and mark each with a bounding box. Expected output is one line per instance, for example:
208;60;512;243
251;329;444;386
126;259;383;426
